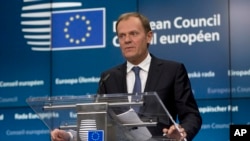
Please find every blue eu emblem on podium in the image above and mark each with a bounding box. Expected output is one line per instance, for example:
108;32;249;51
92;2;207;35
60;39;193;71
88;130;104;141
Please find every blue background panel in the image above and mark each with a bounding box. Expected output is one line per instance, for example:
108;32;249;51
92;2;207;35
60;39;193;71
139;0;230;99
230;0;250;98
0;0;250;141
0;107;50;141
195;99;231;141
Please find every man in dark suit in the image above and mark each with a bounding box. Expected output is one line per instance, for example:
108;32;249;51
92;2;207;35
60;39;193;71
51;12;201;141
97;12;202;141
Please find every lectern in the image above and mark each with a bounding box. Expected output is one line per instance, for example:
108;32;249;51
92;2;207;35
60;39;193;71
26;92;178;141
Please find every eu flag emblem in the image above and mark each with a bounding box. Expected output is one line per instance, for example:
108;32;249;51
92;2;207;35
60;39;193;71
52;8;105;50
88;130;104;141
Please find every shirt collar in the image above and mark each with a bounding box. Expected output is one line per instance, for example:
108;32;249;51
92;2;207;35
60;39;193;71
127;53;151;73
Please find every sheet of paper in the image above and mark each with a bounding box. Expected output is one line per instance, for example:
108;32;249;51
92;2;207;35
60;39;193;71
116;108;152;141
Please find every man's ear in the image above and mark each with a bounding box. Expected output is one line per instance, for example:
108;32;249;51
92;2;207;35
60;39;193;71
146;31;153;44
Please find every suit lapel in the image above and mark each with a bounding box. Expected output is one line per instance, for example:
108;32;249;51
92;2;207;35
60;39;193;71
144;56;163;92
118;62;128;93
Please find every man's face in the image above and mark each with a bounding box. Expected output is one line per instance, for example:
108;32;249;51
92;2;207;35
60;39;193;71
117;17;152;65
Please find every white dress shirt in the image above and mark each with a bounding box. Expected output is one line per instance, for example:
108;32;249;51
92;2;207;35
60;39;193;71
126;53;151;93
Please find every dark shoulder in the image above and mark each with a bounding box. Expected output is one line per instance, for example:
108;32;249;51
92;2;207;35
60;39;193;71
151;55;184;67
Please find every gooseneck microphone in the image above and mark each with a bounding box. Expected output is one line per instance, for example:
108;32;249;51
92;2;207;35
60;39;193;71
97;73;110;94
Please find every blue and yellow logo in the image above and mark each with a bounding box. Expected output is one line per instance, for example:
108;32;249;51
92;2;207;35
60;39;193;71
21;0;105;51
88;130;104;141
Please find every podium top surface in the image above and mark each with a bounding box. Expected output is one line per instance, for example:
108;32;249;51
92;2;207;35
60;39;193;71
26;92;171;130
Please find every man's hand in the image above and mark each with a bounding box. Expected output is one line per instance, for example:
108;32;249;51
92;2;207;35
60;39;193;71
51;129;70;141
162;125;187;141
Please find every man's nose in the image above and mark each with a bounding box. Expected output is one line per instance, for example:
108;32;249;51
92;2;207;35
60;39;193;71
124;35;132;43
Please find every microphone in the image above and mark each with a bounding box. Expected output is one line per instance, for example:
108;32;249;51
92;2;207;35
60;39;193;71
98;73;110;94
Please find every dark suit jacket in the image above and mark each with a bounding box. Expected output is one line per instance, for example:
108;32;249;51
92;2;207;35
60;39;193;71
98;54;202;141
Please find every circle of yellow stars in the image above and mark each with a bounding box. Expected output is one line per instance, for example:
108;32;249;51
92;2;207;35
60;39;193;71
91;131;101;141
64;14;92;44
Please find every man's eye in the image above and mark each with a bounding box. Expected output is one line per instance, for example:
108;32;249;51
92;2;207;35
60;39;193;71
131;32;138;36
118;34;125;39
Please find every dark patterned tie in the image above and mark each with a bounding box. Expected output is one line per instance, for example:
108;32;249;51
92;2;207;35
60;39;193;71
132;66;141;93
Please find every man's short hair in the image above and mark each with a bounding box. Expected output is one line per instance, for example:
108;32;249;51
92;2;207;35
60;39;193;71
115;12;152;34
